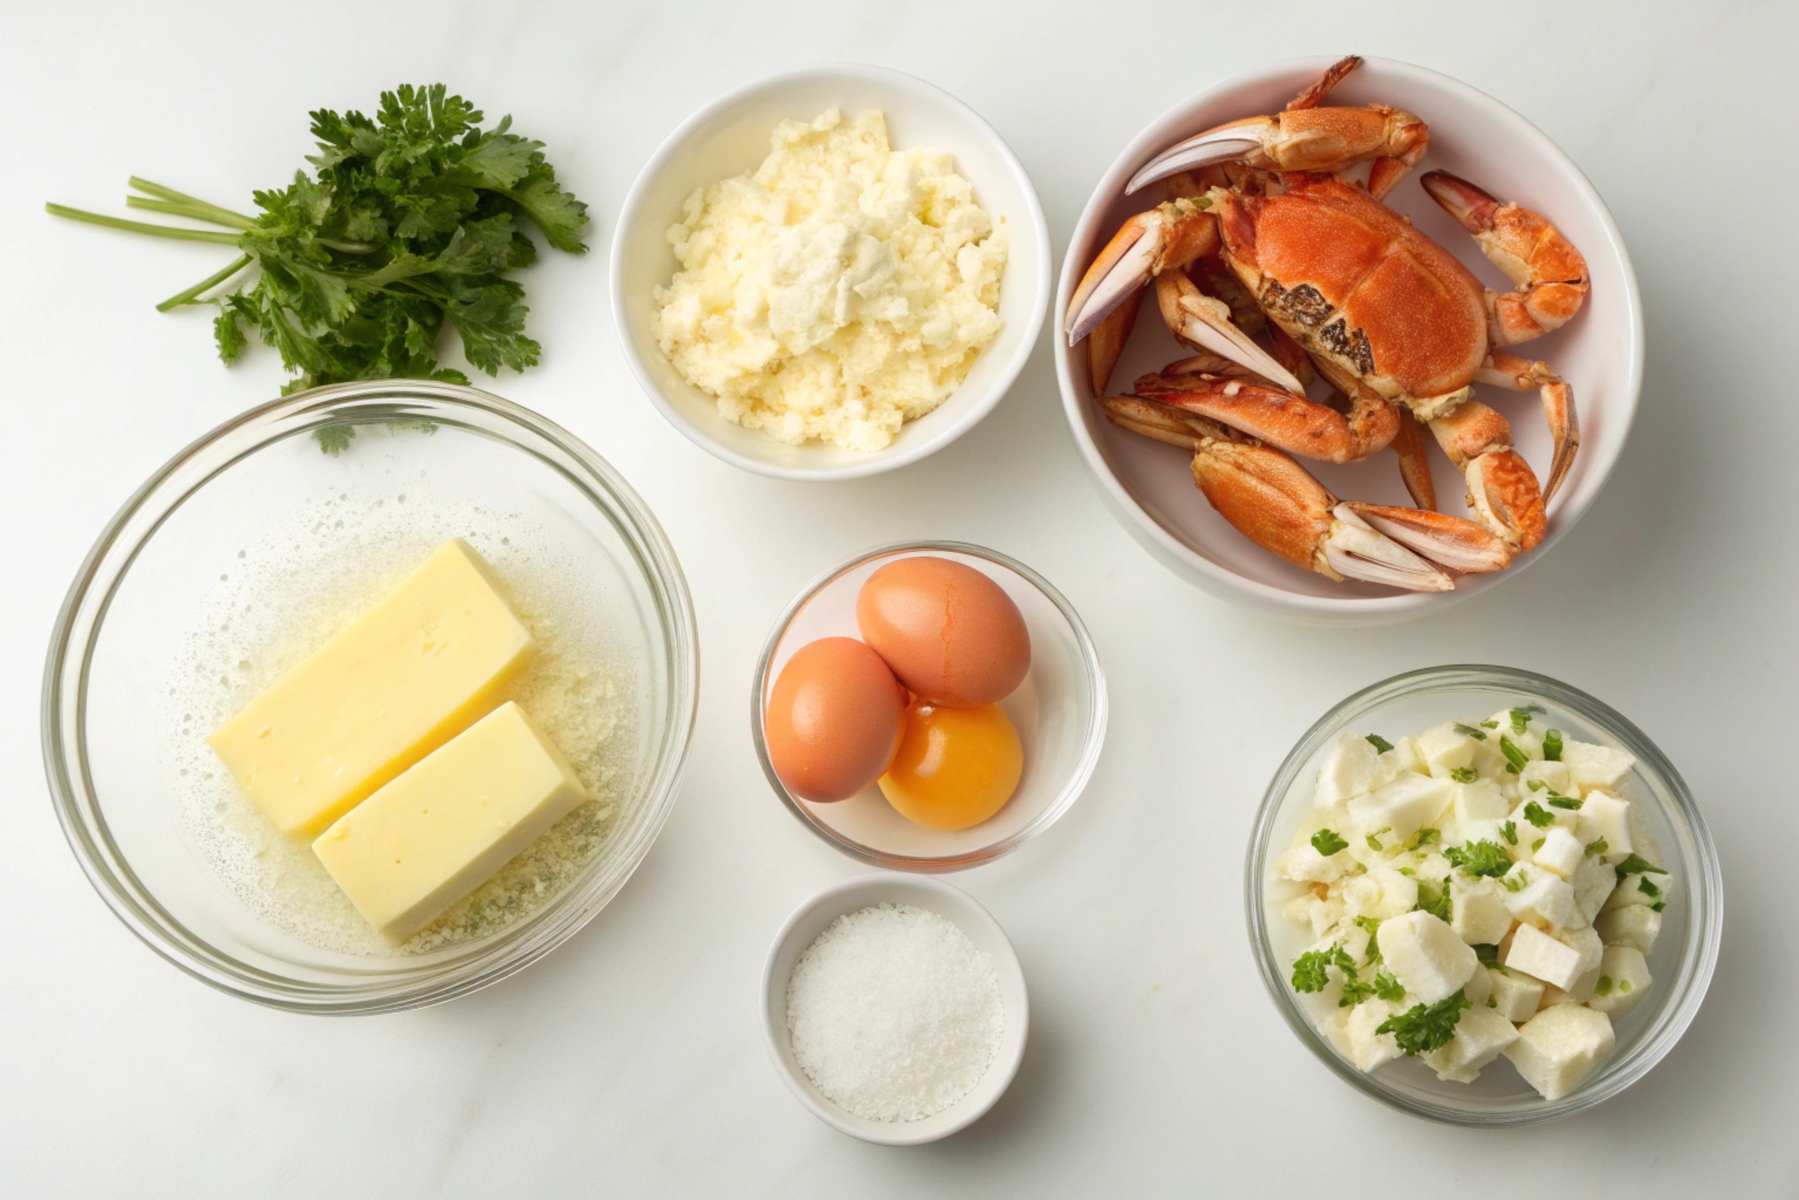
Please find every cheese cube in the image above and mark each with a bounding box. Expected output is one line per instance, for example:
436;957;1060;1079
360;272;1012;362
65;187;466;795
1349;774;1454;843
1343;999;1404;1071
1339;866;1418;920
1487;709;1546;759
1589;946;1652;1017
1507;796;1577;835
1450;876;1515;946
1539;927;1604;1004
1423;1007;1519;1083
1454;779;1509;823
1503;1006;1615;1100
1488;968;1545;1022
1574;791;1633;862
1282;892;1345;938
1463;960;1493;1006
1627;803;1664;867
1602;869;1668;912
1378;911;1477;1004
1518;759;1573;796
313;702;587;943
1501;863;1587;931
1561;739;1635;790
1274;840;1353;884
1417;722;1480;778
1595;904;1662;955
1503;924;1585;990
1572;853;1618;923
1315;732;1380;806
1533;826;1585;878
210;540;534;837
1371;736;1427;789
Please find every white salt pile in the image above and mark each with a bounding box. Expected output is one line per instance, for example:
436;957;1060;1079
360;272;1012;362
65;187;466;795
785;902;1004;1123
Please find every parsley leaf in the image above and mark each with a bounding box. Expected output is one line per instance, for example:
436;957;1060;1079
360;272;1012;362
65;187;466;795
1377;990;1472;1056
1510;704;1546;733
1501;820;1518;845
1473;943;1503;969
1365;734;1394;753
1547;794;1583;810
1449;766;1477;783
1311;828;1349;856
1445;840;1512;877
1416;878;1452;922
1411;828;1441;849
1523;801;1556;828
1291;947;1335;993
1586;838;1609;857
1454;722;1488;741
1499;735;1530;775
1615;853;1668;883
1543;729;1564;761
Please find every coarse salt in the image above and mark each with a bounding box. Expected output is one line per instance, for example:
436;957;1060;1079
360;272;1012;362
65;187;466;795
785;902;1003;1122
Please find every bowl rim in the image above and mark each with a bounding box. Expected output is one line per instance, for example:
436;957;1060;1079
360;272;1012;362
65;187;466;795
609;60;1053;482
750;540;1108;871
1053;54;1646;621
1245;664;1723;1124
758;871;1029;1144
41;379;701;1014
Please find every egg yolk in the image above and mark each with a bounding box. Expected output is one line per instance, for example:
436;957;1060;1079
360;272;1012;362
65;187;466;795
877;702;1022;831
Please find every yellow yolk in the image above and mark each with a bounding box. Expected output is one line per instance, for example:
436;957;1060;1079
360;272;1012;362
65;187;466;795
878;702;1023;831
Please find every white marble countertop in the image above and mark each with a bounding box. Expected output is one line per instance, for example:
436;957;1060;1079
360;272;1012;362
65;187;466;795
3;1;1789;1193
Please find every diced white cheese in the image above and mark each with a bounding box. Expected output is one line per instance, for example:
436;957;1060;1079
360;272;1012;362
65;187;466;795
1377;911;1478;1004
1274;840;1353;884
1348;774;1454;843
1371;736;1427;789
1457;818;1505;850
1574;790;1633;862
1540;964;1600;1007
1532;826;1585;878
1501;863;1587;931
1518;759;1573;796
1453;778;1509;823
1488;968;1545;1022
1450;876;1515;946
1463;960;1493;1006
1339;866;1419;921
1470;737;1509;780
1315;732;1381;807
1321;1007;1356;1061
1507;797;1577;835
1417;721;1480;778
1588;945;1652;1017
1594;904;1662;954
1627;802;1664;867
1572;853;1617;923
1503;1005;1615;1100
1282;891;1345;938
1423;1006;1518;1083
1503;924;1586;990
1343;999;1404;1071
1486;708;1546;760
1561;739;1635;790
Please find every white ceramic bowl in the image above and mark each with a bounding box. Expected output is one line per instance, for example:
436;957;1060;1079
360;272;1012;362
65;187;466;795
1055;56;1643;620
612;63;1051;481
760;873;1029;1144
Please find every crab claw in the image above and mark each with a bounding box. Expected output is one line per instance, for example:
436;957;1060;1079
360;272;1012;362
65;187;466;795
1153;271;1308;394
1427;400;1547;551
1421;170;1590;345
1066;199;1218;345
1134;358;1397;464
1344;503;1514;574
1127;106;1429;196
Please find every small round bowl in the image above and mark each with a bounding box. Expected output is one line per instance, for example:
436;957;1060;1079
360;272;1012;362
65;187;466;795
43;381;700;1013
1248;665;1721;1125
760;872;1028;1144
751;542;1106;871
611;63;1051;481
1055;56;1643;621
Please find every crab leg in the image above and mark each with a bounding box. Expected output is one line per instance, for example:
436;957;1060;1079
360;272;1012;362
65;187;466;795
1345;504;1514;573
1126;104;1428;196
1086;288;1143;396
1066;198;1218;344
1390;409;1438;511
1099;397;1453;591
1421;171;1591;346
1426;400;1547;551
1153;271;1308;393
1133;360;1399;464
1475;350;1579;503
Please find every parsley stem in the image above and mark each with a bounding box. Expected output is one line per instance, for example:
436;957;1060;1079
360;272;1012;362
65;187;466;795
45;203;242;245
156;253;253;312
126;196;257;231
127;177;256;228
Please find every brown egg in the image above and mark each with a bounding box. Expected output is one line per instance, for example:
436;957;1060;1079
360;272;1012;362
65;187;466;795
763;637;906;803
856;557;1031;707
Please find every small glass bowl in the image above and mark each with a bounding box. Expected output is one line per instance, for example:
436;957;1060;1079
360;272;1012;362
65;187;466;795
1248;665;1721;1124
42;381;700;1014
751;542;1107;871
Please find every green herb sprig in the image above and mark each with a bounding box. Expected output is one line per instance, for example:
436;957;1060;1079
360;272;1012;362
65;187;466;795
1377;990;1471;1056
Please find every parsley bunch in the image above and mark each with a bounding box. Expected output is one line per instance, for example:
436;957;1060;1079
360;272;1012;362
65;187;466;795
48;84;588;445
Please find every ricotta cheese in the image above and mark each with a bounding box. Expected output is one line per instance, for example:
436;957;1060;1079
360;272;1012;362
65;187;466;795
652;109;1007;452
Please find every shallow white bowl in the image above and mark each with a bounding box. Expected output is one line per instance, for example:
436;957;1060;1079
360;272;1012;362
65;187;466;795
760;873;1029;1145
612;63;1051;481
1054;56;1643;621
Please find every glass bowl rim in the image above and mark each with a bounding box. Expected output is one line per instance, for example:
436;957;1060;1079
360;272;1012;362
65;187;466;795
41;379;701;1014
1244;663;1722;1125
750;540;1108;872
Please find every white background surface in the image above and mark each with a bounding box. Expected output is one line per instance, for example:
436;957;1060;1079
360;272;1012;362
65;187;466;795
3;1;1790;1194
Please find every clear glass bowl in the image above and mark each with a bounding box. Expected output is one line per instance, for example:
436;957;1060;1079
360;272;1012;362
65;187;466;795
42;381;699;1014
751;542;1107;871
1248;665;1721;1124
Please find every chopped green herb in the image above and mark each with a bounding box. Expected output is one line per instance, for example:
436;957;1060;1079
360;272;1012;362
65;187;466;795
1291;947;1336;993
1397;867;1416;876
1619;979;1634;993
1417;878;1452;922
1651;900;1666;913
1615;853;1668;881
1445;840;1512;877
1586;838;1609;857
1499;873;1524;892
1480;719;1500;730
1473;943;1503;969
1449;766;1477;783
1377;990;1472;1056
1374;969;1405;1002
1353;915;1382;937
1547;794;1583;810
1501;820;1518;845
1412;828;1441;848
1527;779;1546;792
1487;995;1497;1007
1523;801;1556;828
1543;729;1564;761
1532;837;1546;852
1454;723;1488;741
1638;877;1662;899
1499;735;1530;774
1338;977;1374;1007
1311;828;1349;856
1365;734;1394;753
1510;704;1546;733
1366;830;1386;851
1594;975;1614;997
